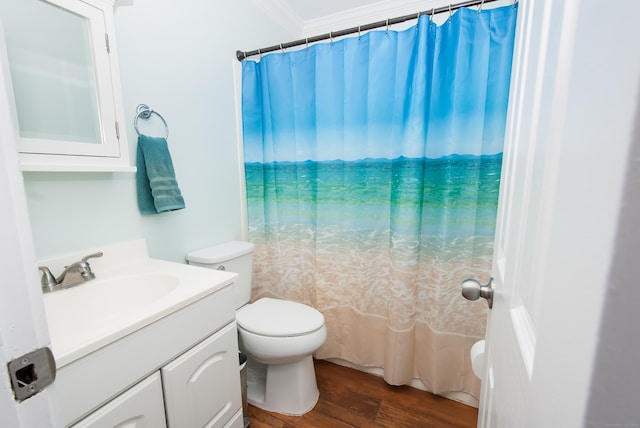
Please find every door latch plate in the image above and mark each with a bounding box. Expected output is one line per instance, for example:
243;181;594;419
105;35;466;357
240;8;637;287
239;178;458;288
7;347;56;401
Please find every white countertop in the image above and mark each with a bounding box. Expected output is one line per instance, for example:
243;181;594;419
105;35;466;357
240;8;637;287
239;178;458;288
41;240;237;367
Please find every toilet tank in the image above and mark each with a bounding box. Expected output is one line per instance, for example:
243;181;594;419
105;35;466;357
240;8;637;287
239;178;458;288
186;241;255;309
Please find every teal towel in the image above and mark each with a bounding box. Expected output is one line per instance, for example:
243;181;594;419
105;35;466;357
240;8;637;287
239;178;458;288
136;134;185;214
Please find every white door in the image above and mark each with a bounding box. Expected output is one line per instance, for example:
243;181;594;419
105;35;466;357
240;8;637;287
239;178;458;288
0;21;61;427
476;1;640;427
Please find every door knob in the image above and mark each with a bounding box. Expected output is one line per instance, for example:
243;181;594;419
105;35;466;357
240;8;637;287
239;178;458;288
462;278;494;309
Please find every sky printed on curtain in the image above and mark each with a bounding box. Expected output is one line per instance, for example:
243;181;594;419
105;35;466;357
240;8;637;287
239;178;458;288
243;10;515;163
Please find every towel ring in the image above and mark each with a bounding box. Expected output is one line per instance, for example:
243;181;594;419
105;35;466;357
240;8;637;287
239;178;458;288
134;104;169;139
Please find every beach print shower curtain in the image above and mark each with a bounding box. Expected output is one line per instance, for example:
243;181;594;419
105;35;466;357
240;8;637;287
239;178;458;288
242;5;517;398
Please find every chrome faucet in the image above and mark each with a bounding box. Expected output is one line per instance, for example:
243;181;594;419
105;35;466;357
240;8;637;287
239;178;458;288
38;252;103;293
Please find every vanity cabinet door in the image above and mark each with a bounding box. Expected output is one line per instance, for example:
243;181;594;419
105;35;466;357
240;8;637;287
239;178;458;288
71;372;166;428
161;322;243;428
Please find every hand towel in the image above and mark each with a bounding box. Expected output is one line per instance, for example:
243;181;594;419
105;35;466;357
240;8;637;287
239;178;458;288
136;134;185;214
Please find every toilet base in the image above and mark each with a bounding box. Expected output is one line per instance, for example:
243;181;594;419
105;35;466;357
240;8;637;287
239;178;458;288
246;355;319;415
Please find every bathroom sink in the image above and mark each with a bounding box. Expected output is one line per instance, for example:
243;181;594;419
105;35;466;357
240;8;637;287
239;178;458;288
93;273;179;306
45;273;179;332
41;239;238;367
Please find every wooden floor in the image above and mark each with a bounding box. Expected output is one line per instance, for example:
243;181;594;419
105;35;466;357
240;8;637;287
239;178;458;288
248;359;478;428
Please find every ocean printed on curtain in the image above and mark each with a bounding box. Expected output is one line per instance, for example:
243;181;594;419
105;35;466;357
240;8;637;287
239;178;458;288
242;5;517;397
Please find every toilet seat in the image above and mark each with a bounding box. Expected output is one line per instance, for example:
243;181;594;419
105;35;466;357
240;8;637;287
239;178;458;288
237;298;324;337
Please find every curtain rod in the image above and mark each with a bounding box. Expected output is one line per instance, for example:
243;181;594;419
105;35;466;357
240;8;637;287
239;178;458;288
236;0;508;61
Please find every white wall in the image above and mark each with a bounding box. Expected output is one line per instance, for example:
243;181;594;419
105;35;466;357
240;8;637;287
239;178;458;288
22;0;297;263
584;82;640;427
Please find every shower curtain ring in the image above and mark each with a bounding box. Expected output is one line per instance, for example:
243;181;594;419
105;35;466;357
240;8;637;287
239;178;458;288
431;8;435;21
280;43;285;54
386;18;390;32
448;4;453;20
478;0;485;13
358;25;361;39
305;38;309;49
330;31;334;44
416;12;421;27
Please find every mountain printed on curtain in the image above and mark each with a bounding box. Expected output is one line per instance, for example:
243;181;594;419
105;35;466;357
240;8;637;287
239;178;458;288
241;5;517;395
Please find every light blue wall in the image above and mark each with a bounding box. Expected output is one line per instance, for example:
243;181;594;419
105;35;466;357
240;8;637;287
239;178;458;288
22;0;297;263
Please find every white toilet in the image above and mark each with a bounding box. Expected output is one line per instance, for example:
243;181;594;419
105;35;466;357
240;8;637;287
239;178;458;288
186;241;327;416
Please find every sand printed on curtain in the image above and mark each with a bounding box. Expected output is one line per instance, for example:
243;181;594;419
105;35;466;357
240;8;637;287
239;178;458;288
241;5;518;398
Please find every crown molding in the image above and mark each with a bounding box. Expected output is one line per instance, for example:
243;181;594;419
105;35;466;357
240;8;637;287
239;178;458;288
247;0;510;43
249;0;305;36
302;0;481;37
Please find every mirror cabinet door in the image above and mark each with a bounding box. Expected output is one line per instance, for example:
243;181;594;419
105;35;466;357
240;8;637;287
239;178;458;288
0;0;131;170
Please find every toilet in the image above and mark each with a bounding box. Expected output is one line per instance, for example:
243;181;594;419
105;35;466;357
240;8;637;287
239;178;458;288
186;241;327;415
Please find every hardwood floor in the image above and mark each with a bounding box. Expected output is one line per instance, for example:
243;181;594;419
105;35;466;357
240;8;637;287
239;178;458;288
248;359;478;428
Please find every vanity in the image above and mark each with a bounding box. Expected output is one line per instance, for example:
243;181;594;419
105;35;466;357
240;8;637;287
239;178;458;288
41;240;244;427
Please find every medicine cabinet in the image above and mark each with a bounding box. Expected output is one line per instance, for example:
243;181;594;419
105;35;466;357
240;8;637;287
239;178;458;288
0;0;133;171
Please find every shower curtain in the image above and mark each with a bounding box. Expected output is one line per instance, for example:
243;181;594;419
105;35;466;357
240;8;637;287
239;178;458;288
241;5;517;398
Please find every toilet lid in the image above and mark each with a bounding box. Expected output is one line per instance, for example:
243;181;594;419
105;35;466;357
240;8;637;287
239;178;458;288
236;298;325;337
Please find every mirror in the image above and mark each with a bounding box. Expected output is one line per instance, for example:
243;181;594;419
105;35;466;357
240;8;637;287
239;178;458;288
0;0;101;144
